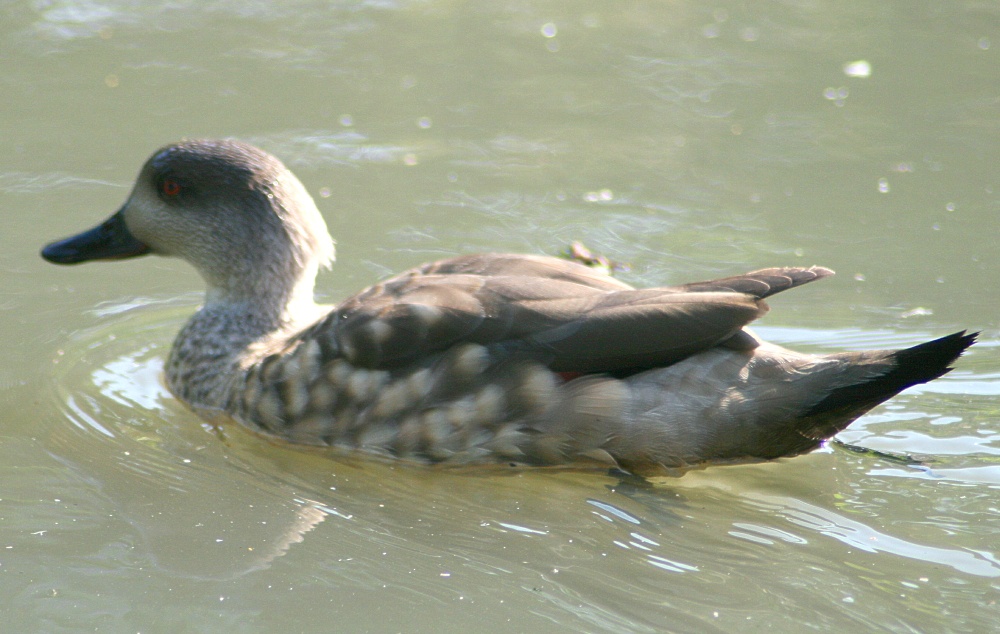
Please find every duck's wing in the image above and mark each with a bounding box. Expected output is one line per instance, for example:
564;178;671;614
311;258;833;373
408;253;635;291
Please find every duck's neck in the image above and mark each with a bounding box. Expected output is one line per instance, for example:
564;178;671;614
165;263;327;411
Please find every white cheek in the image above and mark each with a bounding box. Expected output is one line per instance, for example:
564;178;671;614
122;193;191;257
122;193;161;240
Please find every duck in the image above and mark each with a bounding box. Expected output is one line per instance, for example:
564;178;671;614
41;139;976;475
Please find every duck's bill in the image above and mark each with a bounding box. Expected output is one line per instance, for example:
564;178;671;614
41;208;150;265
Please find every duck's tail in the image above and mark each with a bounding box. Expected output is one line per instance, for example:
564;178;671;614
600;330;976;475
794;330;978;445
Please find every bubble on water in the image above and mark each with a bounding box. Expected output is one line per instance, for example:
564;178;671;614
843;60;872;78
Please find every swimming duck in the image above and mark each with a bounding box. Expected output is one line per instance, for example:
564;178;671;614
42;139;975;475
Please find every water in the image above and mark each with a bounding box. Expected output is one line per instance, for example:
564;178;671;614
3;1;999;632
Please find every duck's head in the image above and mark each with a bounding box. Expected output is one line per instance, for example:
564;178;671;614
42;139;335;314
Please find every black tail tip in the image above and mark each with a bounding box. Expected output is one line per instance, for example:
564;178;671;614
894;330;978;383
800;330;977;430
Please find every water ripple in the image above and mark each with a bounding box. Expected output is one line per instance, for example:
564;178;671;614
754;495;1000;578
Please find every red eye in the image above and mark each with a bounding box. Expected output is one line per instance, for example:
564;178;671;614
161;178;181;197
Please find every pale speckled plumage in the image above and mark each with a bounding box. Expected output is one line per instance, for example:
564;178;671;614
42;139;976;476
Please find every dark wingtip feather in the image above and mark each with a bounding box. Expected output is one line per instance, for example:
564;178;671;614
677;265;835;299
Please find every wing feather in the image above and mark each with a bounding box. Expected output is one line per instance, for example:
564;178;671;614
305;256;832;373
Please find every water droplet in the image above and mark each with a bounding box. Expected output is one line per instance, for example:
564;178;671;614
877;178;890;193
843;60;872;78
540;23;557;38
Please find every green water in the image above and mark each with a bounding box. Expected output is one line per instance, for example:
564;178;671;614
2;2;998;632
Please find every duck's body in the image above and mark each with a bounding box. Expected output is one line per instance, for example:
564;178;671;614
42;139;975;475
